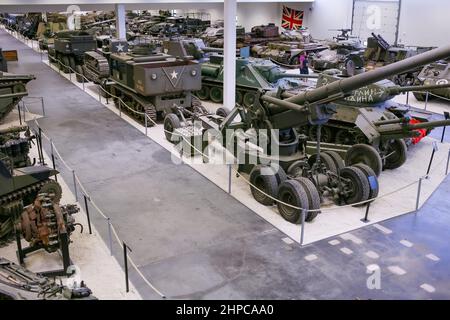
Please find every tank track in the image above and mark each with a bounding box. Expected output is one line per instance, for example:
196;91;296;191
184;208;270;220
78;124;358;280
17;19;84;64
0;80;27;121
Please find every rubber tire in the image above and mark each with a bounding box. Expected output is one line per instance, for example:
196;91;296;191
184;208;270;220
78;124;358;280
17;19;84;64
249;165;279;206
61;56;70;73
353;163;379;200
295;177;321;222
277;179;310;224
216;107;230;118
243;91;256;107
323;151;345;172
75;65;84;83
340;167;370;205
345;144;383;177
197;86;210;100
383;139;407;170
287;160;305;177
335;129;355;145
164;113;181;143
308;152;338;174
210;87;223;103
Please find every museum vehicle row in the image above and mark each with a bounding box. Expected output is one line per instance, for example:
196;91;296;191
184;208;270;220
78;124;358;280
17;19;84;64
0;10;450;299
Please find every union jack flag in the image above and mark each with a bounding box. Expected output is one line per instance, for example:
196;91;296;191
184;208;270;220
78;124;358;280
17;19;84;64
281;5;304;30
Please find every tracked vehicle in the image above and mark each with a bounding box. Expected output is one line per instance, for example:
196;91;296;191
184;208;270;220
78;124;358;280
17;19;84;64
0;71;35;121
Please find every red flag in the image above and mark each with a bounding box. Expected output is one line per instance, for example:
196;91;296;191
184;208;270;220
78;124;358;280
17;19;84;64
281;5;304;30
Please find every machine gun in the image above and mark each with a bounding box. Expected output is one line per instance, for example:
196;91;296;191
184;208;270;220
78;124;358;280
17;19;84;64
163;44;450;224
330;28;353;40
370;32;390;51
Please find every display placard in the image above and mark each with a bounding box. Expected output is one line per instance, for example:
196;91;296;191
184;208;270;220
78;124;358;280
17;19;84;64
2;50;18;62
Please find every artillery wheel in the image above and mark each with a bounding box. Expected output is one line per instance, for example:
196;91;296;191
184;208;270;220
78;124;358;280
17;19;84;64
353;163;379;200
413;91;427;101
340;167;370;205
249;165;279;206
243;92;256;107
235;91;243;104
38;180;62;204
216;107;230;118
164;113;181;143
277;179;310;224
294;177;321;222
335;129;355;145
323;151;345;172
383;139;407;170
75;65;84;83
287;160;306;177
308;126;333;143
308;152;338;174
345;144;382;177
209;87;223;103
196;86;210;100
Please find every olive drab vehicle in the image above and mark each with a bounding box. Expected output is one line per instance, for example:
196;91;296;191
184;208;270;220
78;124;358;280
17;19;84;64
0;71;35;121
48;30;96;76
414;59;450;101
163;44;450;224
300;70;450;175
0;49;7;72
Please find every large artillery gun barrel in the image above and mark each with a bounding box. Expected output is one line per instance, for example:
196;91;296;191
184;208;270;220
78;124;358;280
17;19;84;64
377;119;450;137
388;82;450;95
282;44;450;107
0;92;28;99
0;125;29;135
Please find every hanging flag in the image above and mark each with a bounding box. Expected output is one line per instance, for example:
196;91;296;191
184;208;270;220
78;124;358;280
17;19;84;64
281;5;304;30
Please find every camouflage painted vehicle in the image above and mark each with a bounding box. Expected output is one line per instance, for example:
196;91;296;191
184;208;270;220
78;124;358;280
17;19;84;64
301;71;450;174
197;55;316;106
0;71;35;121
414;59;450;101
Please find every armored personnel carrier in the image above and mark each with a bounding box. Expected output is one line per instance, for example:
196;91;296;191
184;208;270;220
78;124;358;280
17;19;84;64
197;55;315;106
0;71;35;122
104;50;202;125
300;71;450;173
163;44;450;224
414;59;450;100
48;30;96;74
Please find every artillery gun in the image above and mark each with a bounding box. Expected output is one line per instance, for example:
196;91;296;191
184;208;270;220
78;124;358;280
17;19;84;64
0;71;35;122
163;45;450;224
197;55;317;107
413;59;450;101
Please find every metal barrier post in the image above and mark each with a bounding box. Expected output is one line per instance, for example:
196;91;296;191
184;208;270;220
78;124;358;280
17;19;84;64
446;149;450;176
119;99;122;117
406;91;409;105
98;90;101;103
228;164;232;194
82;75;85;91
72;170;78;202
415;178;423;211
50;139;58;182
38;127;44;164
58;61;61;75
107;218;113;256
300;209;306;245
361;202;371;223
426;142;437;176
123;242;132;293
22;101;26;122
442;112;449;143
424;91;429;110
144;115;148;136
41;97;45;116
18;103;22;125
83;195;92;235
69;69;72;81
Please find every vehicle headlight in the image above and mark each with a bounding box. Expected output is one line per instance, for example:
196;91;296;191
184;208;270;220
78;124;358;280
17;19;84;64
151;73;157;80
191;70;197;76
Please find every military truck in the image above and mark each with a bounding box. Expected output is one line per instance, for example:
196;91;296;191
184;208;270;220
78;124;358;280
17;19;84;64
163;44;450;224
414;59;450;101
197;55;316;106
48;30;96;74
0;71;35;121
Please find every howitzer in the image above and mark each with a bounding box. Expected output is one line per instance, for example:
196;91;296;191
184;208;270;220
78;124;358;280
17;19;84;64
162;44;450;224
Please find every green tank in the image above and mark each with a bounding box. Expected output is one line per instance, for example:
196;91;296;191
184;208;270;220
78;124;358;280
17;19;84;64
197;55;316;107
0;71;35;121
300;72;450;174
414;59;450;101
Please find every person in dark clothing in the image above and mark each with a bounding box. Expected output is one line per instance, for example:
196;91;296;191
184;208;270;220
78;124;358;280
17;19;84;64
299;51;309;77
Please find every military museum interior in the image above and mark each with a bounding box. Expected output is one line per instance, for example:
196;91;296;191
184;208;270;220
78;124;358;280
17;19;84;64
0;0;449;304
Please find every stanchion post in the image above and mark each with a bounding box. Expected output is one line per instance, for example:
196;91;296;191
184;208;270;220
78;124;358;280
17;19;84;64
18;103;22;125
406;91;409;105
72;170;78;202
123;242;132;293
119;99;122;117
83;195;92;235
442;112;449;143
107;218;113;256
446;149;450;176
69;69;72;81
38;127;44;164
300;209;306;245
22;101;26;122
144;115;148;136
361;201;371;223
82;75;85;91
415;177;423;211
424;91;429;110
50;139;58;182
41;97;45;116
426;142;437;176
228;164;232;194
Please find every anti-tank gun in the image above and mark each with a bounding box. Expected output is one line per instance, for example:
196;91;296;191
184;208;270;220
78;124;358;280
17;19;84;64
163;44;450;225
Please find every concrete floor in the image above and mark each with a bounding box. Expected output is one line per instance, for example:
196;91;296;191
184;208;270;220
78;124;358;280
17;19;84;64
1;28;449;299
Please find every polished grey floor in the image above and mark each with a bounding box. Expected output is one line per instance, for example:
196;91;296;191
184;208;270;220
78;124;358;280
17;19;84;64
2;29;449;299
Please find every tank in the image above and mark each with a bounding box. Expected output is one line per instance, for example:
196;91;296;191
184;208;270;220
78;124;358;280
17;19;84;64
0;49;7;72
197;55;316;106
163;44;450;224
413;59;450;100
0;71;35;121
48;30;96;74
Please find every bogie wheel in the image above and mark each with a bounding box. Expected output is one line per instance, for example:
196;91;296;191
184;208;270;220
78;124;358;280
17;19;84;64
353;163;379;200
164;113;181;143
196;86;210;100
335;129;355;145
38;181;63;204
75;65;84;83
216;107;230;118
308;152;338;174
323;151;345;172
277;179;310;224
249;165;280;206
209;87;223;103
243;92;256;107
345;144;382;177
295;177;321;222
308;126;333;143
383;139;407;170
340;167;370;205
